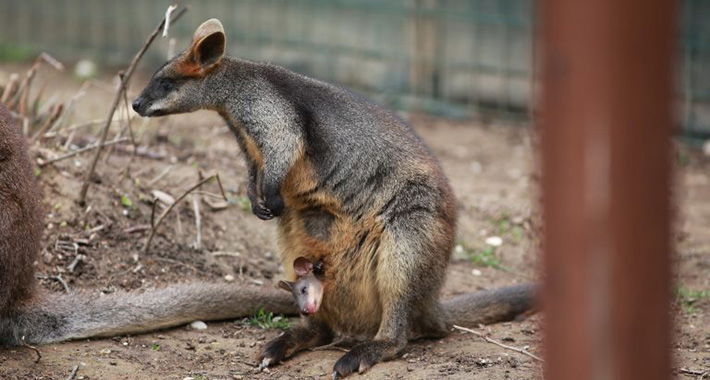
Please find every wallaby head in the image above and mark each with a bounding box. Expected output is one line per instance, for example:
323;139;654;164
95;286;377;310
132;18;227;117
278;257;323;315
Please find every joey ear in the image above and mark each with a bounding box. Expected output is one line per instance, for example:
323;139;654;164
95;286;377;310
293;257;314;277
190;18;226;69
278;280;294;292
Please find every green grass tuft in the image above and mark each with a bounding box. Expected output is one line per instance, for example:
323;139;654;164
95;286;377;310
677;286;709;314
249;308;290;330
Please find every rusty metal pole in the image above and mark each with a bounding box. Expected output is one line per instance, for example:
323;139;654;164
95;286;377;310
539;0;676;379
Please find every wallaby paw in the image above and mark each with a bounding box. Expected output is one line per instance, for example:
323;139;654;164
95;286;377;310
332;342;382;378
258;357;272;370
264;192;285;217
257;334;289;368
252;199;275;220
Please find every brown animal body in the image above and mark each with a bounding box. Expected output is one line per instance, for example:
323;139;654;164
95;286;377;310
0;102;297;346
0;104;43;314
132;19;536;378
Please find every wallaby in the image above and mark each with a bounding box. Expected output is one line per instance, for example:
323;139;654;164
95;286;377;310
132;19;536;378
0;102;298;346
278;257;324;315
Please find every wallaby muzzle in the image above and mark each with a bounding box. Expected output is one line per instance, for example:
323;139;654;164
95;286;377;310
132;91;167;117
131;97;146;115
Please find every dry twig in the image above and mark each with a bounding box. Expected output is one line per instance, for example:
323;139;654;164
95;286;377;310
37;274;71;293
678;368;708;379
143;174;226;254
192;193;203;249
67;254;86;273
310;338;356;353
65;364;80;380
20;335;41;363
38;137;130;167
0;73;19;103
31;103;64;142
78;5;188;205
453;324;543;362
147;165;174;186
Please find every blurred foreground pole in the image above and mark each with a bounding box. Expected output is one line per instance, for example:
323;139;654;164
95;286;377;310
540;0;676;379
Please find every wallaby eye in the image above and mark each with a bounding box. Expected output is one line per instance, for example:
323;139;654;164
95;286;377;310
300;287;307;295
159;78;174;92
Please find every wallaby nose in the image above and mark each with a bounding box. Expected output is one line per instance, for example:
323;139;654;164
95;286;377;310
131;98;142;112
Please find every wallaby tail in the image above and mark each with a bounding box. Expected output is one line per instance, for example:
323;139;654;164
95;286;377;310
442;283;537;327
0;283;296;346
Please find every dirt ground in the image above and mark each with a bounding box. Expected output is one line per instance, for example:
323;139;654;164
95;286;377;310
0;64;708;379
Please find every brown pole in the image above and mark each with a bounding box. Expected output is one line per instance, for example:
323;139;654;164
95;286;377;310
539;1;676;380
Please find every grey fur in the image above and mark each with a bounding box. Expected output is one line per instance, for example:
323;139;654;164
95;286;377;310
132;20;536;377
0;284;296;345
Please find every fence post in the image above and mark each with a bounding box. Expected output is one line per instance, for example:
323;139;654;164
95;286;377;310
539;0;676;379
409;0;439;98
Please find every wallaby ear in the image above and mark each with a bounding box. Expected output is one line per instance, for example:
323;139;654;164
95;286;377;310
293;257;314;277
278;280;294;293
190;18;226;69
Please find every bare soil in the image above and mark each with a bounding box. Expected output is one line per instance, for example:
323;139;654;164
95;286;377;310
0;65;707;380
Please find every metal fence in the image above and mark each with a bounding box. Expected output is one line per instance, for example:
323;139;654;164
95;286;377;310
0;0;707;137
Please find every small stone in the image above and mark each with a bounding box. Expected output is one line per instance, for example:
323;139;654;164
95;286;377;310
472;269;482;276
470;161;483;174
224;274;235;282
190;321;208;330
452;244;468;260
485;236;503;247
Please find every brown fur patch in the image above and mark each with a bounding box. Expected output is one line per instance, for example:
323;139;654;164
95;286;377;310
173;56;205;78
0;103;43;314
277;156;389;335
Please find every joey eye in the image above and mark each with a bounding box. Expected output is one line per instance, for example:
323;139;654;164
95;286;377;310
300;287;307;295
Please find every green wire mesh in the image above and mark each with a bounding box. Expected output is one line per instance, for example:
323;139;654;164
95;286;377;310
0;0;707;137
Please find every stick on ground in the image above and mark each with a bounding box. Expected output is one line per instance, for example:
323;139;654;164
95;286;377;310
65;364;80;380
38;137;130;167
143;174;227;254
453;324;543;362
20;335;41;363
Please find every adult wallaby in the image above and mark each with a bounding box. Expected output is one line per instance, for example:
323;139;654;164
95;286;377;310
132;19;535;378
0;102;297;346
